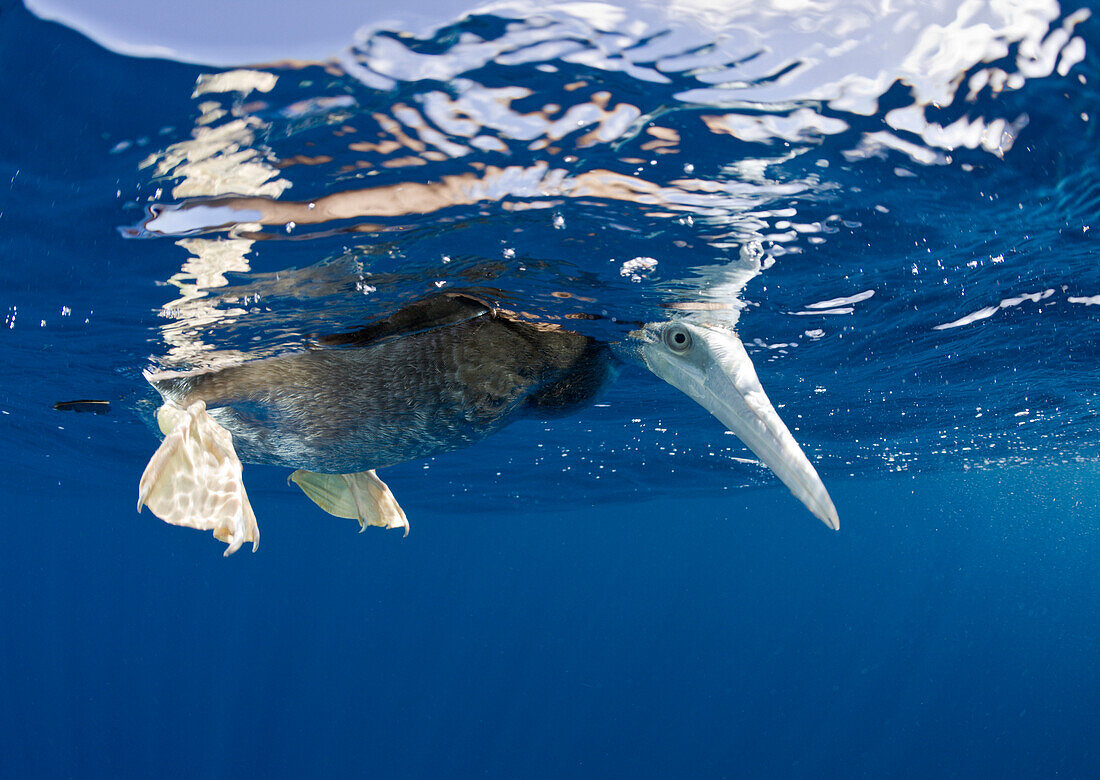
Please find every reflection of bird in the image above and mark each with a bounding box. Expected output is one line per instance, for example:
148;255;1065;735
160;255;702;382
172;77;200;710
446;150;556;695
138;293;838;555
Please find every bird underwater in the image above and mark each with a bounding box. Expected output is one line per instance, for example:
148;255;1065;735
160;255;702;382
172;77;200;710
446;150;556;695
134;291;839;555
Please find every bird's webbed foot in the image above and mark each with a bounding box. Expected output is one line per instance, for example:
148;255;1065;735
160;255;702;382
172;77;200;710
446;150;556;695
289;469;409;537
138;400;260;556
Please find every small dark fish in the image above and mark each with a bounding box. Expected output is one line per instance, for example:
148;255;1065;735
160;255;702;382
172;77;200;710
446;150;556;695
53;399;111;415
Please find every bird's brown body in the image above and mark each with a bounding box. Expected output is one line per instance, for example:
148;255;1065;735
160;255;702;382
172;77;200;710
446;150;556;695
153;295;617;474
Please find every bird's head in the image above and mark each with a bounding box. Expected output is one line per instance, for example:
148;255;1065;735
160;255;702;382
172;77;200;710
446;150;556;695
615;319;838;529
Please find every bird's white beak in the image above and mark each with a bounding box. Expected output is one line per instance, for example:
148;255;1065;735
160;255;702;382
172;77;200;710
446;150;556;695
635;320;839;529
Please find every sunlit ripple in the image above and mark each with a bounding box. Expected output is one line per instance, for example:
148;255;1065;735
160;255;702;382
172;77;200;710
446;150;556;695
128;0;1086;257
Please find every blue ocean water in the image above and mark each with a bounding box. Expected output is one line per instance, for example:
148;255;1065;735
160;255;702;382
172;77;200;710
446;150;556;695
1;0;1098;775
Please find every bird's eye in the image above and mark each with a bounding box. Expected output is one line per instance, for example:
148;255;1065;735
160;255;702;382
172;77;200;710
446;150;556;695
663;324;693;353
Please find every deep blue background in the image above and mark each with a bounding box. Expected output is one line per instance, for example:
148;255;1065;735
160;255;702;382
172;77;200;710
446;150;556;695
1;458;1097;777
1;1;1098;776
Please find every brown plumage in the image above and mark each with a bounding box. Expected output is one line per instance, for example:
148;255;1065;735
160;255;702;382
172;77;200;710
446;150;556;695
151;294;618;474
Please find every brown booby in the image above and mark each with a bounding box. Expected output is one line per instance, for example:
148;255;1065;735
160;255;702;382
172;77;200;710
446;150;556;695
138;293;838;554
